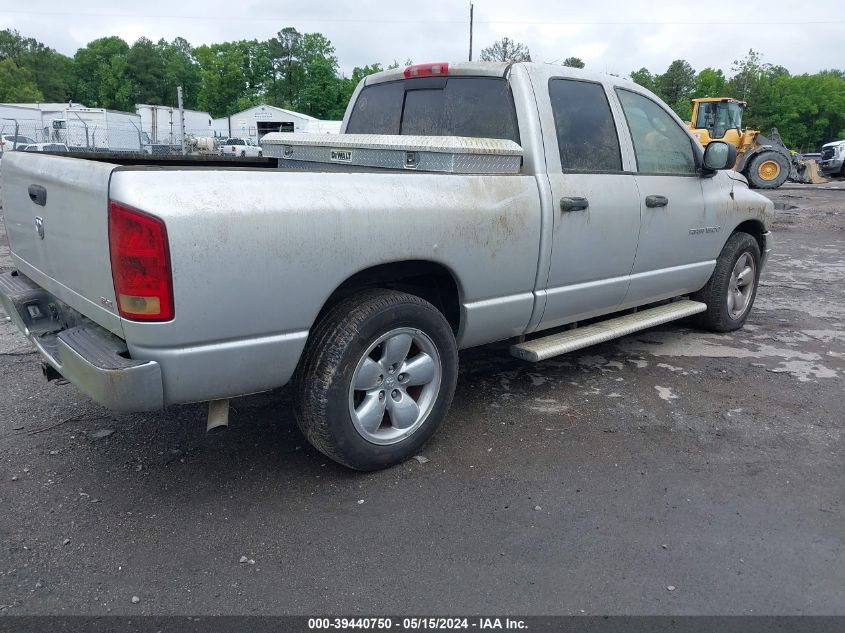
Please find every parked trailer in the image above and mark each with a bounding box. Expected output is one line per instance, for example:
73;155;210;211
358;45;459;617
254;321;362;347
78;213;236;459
46;108;143;153
1;103;89;146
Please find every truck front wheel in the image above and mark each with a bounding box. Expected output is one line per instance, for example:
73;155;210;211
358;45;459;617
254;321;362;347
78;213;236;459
692;232;761;332
294;289;458;470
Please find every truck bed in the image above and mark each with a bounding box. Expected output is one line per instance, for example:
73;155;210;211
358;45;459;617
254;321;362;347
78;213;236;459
27;152;278;169
40;133;524;176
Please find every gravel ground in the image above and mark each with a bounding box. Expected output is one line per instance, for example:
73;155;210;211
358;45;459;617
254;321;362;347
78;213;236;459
0;181;843;615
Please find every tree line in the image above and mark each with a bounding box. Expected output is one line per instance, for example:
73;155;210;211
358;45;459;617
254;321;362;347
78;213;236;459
629;50;845;152
1;28;843;150
478;39;845;151
0;27;402;121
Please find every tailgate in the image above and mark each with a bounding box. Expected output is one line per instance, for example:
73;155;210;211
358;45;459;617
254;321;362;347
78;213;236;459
1;152;123;336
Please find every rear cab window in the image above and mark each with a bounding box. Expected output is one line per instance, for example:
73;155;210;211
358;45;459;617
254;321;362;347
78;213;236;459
346;76;520;144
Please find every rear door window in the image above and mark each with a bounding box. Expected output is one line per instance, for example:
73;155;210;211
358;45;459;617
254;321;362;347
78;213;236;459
548;79;622;172
346;77;520;143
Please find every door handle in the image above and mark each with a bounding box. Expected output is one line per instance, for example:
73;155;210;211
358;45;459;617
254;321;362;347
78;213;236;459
645;195;668;208
560;196;589;212
28;184;47;207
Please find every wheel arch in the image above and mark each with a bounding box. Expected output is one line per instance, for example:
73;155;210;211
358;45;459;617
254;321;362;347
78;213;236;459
729;219;765;254
314;260;463;335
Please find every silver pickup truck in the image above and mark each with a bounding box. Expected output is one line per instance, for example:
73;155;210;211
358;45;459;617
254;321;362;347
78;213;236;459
0;62;773;470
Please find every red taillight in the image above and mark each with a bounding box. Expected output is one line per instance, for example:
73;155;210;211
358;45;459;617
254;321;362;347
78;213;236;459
231;145;236;151
108;200;174;321
403;62;449;79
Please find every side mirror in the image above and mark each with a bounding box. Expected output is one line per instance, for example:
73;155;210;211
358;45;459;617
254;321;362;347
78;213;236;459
702;141;737;172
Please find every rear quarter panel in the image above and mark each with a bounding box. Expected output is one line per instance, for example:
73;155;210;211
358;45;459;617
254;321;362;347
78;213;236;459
109;169;542;403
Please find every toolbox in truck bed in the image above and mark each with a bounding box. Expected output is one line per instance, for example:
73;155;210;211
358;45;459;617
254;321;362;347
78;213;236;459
260;133;523;174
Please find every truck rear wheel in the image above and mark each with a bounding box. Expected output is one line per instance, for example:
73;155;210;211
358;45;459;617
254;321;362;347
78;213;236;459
746;152;790;189
294;289;458;470
692;232;761;332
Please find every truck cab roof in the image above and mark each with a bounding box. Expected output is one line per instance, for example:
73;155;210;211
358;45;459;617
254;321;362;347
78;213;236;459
362;61;638;90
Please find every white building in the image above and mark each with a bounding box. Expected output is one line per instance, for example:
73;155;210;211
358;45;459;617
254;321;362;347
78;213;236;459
222;104;318;143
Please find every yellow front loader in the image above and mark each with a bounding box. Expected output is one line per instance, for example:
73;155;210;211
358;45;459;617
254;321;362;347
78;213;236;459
688;97;824;188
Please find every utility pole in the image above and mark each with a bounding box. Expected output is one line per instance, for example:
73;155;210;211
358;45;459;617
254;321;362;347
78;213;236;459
468;3;474;61
177;86;186;155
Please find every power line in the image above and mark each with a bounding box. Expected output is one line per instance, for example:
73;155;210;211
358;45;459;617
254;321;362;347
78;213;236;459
0;9;841;25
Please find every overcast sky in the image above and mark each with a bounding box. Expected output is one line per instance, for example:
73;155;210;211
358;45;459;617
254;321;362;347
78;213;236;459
2;0;842;78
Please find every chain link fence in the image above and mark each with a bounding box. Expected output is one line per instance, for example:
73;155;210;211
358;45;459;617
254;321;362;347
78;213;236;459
0;112;229;158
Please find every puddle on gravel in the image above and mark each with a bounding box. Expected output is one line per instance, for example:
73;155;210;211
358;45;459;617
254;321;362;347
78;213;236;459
616;330;841;383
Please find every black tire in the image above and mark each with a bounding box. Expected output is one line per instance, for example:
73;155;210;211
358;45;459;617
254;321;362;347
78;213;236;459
294;289;458;471
746;151;790;189
692;232;761;332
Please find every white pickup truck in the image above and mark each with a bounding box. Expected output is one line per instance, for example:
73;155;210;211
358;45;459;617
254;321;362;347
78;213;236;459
219;137;263;157
0;62;773;470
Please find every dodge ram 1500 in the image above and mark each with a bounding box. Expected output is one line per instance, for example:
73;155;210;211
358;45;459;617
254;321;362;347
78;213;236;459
0;62;773;469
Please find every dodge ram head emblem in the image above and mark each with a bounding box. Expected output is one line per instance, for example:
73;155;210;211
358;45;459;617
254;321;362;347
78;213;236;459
34;216;45;240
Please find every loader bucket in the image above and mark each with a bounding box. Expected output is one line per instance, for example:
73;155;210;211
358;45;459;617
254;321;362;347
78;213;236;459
802;159;829;184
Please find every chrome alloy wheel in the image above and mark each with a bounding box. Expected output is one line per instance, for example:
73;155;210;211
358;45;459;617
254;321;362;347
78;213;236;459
727;252;756;320
348;327;442;445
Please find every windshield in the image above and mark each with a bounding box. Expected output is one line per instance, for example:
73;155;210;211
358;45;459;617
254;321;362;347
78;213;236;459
695;101;742;139
346;76;520;144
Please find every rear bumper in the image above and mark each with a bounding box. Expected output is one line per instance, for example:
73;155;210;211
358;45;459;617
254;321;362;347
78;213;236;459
0;270;164;412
